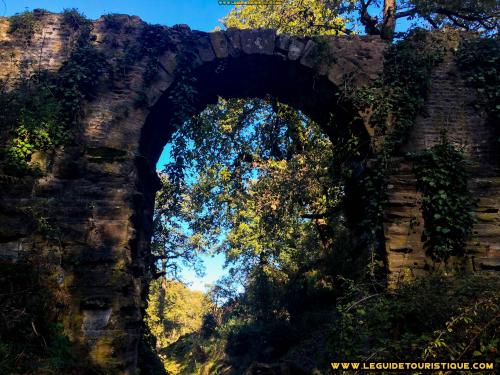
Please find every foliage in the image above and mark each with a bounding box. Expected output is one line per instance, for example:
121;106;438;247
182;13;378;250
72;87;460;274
157;0;352;283
423;292;499;364
221;0;350;35
1;12;108;175
56;42;109;116
139;23;175;60
404;0;499;34
147;274;500;374
0;261;78;374
115;22;175;85
165;46;199;129
354;30;446;150
144;279;210;373
8;10;42;43
331;1;499;40
2;78;69;174
146;279;208;349
350;30;446;276
102;13;125;32
456;36;500;121
151;173;206;281
411;133;475;261
62;8;92;32
329;274;500;368
161;95;347;283
159;331;228;375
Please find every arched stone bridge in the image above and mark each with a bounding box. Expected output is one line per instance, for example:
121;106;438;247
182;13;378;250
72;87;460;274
0;13;498;374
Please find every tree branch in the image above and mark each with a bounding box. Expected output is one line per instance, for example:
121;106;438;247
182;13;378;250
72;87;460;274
359;0;381;36
395;8;418;19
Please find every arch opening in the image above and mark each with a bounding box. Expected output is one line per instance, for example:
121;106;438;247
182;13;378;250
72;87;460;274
136;52;373;371
140;53;370;168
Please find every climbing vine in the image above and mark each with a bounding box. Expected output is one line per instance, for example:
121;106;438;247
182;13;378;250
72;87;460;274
411;133;475;261
139;24;176;84
349;30;447;276
1;9;109;175
310;36;337;70
456;36;500;121
8;10;43;43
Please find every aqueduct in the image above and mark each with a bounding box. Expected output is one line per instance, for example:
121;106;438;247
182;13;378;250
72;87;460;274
0;13;498;373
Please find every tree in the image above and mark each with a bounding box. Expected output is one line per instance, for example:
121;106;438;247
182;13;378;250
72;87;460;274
352;0;498;40
164;97;344;283
154;2;361;330
221;0;351;35
224;0;498;41
145;279;207;349
151;174;206;282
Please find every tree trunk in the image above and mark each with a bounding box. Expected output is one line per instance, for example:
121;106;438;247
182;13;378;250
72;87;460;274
382;0;396;40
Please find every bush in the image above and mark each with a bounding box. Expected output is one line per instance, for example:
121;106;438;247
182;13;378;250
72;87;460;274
0;262;76;373
328;273;500;365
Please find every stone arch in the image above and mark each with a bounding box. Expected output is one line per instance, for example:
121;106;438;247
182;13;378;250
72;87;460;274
95;26;386;373
139;29;386;166
134;29;387;291
0;14;387;374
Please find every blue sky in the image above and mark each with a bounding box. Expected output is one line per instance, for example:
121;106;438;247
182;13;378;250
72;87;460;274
1;0;230;31
158;145;228;292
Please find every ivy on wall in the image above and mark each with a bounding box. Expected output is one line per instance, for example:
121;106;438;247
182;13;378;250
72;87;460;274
411;133;475;261
349;30;447;277
1;9;109;175
351;30;488;270
8;10;43;43
456;37;499;122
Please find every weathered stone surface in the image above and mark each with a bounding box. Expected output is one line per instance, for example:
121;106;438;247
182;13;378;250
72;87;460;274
224;27;242;56
240;28;276;55
287;37;306;60
82;308;113;335
209;31;229;59
190;31;216;65
385;51;500;285
275;34;291;53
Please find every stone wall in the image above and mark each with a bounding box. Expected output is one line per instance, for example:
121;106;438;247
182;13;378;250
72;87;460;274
384;51;499;284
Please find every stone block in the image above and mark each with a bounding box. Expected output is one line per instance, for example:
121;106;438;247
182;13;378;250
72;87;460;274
87;220;130;248
193;32;216;62
209;31;229;59
158;50;177;75
144;68;174;107
82;308;113;336
0;241;25;262
240;28;275;55
287;38;305;60
224;28;242;56
275;34;291;53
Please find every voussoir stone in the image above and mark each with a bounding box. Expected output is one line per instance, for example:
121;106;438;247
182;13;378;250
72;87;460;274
209;31;229;59
240;28;276;55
